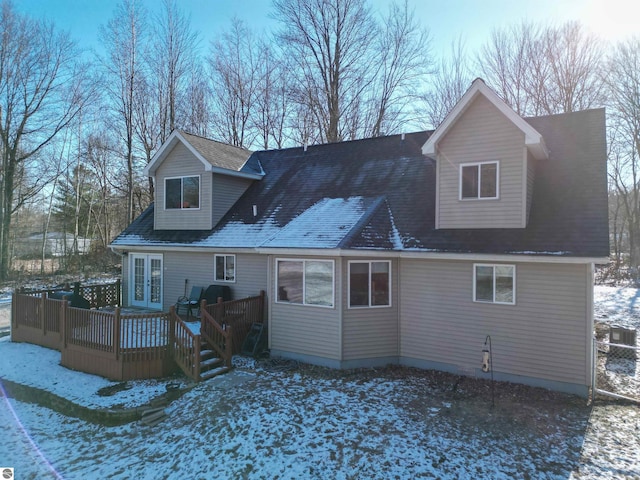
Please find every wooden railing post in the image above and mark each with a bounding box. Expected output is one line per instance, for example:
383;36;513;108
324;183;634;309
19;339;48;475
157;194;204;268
40;293;46;335
169;305;176;354
60;299;67;349
116;279;121;306
225;325;233;368
11;291;17;330
259;290;265;324
194;334;201;381
114;307;121;361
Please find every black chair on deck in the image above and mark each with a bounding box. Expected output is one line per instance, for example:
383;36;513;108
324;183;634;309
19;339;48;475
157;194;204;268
176;286;204;320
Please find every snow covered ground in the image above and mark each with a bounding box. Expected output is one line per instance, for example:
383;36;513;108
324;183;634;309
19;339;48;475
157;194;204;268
0;286;638;479
594;285;640;330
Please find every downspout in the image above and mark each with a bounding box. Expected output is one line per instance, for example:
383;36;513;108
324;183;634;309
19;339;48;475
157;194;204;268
397;257;401;365
587;262;595;395
267;254;273;350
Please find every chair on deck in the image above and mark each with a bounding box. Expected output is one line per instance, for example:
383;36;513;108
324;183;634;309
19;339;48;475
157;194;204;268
176;286;204;320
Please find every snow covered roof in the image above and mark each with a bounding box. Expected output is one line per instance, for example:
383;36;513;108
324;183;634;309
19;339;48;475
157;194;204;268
114;109;609;258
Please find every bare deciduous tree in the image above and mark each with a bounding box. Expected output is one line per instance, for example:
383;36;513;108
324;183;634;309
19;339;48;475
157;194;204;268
476;22;538;116
274;0;376;143
150;0;199;141
476;21;605;117
423;37;471;129
252;43;289;150
605;37;640;267
0;0;93;279
368;0;432;137
182;63;211;138
208;18;258;148
100;0;147;224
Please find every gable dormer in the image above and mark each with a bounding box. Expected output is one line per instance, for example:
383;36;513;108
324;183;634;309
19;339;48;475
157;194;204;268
144;131;260;231
422;79;548;229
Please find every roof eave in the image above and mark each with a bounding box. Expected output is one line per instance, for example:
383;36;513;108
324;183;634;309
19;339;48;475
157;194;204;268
205;164;264;180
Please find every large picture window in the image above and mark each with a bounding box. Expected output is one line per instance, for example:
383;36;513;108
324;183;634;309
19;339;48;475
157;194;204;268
165;176;200;209
460;162;498;200
349;261;391;308
215;254;235;282
474;264;515;304
276;259;334;307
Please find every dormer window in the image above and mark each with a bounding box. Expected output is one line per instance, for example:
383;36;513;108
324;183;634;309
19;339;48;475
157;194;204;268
460;162;498;200
165;175;200;209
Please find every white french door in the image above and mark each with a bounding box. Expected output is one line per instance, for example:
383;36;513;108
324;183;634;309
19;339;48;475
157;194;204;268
130;254;163;309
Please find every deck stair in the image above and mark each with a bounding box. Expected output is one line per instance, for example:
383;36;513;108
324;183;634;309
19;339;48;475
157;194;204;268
198;339;231;381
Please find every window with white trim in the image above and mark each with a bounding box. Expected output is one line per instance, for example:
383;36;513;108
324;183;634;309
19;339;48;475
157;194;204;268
474;264;515;304
215;254;235;282
276;259;334;307
460;162;498;199
165;175;200;209
349;260;391;308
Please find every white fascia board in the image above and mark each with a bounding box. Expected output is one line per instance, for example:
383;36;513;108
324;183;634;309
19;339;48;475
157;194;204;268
109;244;257;254
209;165;264;180
110;243;607;264
143;130;212;177
143;131;179;177
255;247;607;264
422;79;549;160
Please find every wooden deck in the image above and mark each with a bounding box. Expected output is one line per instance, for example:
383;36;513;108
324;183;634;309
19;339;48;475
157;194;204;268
11;284;266;382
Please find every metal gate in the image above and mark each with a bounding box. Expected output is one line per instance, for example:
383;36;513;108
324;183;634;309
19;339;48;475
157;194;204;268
593;336;640;403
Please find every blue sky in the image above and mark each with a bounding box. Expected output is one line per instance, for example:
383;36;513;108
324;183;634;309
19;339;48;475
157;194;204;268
14;0;638;59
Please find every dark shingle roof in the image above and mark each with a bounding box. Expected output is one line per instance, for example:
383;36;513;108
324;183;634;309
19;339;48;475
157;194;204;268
179;130;251;171
114;109;609;258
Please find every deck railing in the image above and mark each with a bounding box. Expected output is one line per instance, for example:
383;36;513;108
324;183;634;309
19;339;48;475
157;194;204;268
170;306;201;381
201;307;233;368
11;286;265;382
17;280;121;309
203;291;265;355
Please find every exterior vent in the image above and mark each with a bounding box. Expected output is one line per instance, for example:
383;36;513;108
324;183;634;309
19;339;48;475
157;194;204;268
610;326;637;359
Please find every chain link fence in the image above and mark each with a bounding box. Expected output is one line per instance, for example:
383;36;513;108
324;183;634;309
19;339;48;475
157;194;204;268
593;326;639;402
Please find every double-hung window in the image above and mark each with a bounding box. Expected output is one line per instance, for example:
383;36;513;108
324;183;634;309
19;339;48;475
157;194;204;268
474;264;515;304
165;176;200;209
349;261;391;308
460;162;498;200
276;259;334;307
215;254;235;282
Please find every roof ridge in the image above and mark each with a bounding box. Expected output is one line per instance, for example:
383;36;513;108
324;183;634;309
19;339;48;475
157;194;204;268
254;130;433;155
177;129;252;153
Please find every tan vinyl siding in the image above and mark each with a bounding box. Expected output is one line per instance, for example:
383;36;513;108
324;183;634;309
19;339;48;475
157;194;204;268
233;253;268;300
155;142;212;230
526;151;535;224
270;256;342;360
159;252;268;310
400;259;590;386
342;258;398;360
211;173;253;227
437;95;526;229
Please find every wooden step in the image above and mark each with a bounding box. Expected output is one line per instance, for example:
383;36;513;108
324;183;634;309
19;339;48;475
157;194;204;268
141;407;168;426
200;349;216;361
199;366;231;381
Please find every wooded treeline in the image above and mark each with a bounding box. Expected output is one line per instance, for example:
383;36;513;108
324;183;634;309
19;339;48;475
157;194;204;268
0;0;637;281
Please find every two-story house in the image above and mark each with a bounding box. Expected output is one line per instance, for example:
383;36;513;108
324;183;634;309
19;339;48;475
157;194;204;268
112;79;609;396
